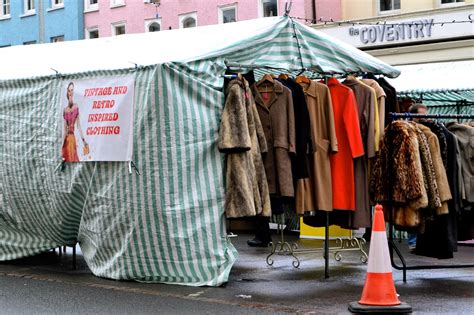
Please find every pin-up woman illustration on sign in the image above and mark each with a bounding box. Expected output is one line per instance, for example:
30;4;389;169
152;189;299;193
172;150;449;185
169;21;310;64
62;82;89;162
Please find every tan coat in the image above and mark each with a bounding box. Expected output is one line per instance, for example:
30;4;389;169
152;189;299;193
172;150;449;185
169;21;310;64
252;80;296;197
362;79;386;139
219;77;271;218
296;80;338;213
415;123;452;215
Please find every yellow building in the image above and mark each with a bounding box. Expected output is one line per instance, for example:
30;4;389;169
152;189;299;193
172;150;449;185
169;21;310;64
342;0;473;20
316;1;473;65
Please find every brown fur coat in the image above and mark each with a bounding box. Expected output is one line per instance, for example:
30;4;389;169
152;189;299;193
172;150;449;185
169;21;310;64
372;121;426;227
218;76;271;218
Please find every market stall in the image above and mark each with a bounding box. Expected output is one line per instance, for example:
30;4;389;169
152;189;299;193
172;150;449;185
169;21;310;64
0;16;399;286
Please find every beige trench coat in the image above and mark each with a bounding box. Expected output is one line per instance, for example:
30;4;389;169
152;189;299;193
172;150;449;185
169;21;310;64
296;80;338;213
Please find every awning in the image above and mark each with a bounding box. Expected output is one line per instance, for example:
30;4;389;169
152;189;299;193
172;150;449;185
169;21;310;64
387;61;473;114
387;60;474;93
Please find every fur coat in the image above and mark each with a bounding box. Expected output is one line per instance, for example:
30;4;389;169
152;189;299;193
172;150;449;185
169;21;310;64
371;121;427;227
218;76;271;218
415;123;452;215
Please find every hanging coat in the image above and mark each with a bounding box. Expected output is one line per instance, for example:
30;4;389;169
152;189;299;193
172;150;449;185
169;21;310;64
343;78;376;228
375;77;400;127
371;121;427;225
251;80;296;197
277;78;312;180
327;78;364;211
446;123;474;205
415;123;452;215
362;79;386;139
296;80;338;213
218;76;271;218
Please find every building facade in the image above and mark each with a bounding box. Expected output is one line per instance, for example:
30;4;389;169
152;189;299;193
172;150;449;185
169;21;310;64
315;0;473;65
83;0;339;39
0;0;84;47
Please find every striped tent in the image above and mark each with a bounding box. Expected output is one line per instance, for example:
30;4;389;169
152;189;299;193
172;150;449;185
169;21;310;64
0;16;399;286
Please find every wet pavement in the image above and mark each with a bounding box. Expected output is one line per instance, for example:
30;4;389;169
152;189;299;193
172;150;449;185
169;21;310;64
1;233;473;314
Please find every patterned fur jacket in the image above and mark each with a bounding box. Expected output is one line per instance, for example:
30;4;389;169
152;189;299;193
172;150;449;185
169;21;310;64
218;76;271;218
372;120;451;228
371;121;427;227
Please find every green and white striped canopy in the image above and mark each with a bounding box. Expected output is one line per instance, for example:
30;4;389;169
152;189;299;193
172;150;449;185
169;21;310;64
0;16;399;286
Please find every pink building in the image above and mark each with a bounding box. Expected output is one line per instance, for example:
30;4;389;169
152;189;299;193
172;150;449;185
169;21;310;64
84;0;342;39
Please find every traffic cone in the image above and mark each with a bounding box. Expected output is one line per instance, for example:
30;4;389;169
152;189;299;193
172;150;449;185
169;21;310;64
348;204;412;314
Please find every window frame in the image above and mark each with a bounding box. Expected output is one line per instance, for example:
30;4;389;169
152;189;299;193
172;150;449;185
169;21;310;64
111;21;126;36
24;0;35;15
439;0;465;7
51;35;65;43
110;0;125;8
84;0;99;12
51;0;64;9
378;0;401;15
145;18;162;32
218;3;237;24
179;12;197;29
0;0;10;19
258;0;278;18
86;27;99;39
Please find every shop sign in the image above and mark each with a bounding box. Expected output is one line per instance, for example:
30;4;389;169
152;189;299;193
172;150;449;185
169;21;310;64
348;18;434;44
60;75;135;162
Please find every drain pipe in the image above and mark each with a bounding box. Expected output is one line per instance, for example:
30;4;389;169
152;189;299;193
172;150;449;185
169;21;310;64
312;0;316;22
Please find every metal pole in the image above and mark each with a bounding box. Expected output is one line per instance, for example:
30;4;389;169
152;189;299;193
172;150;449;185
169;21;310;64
38;0;45;43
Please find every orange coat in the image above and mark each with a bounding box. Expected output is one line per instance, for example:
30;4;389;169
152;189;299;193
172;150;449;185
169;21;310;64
327;78;364;211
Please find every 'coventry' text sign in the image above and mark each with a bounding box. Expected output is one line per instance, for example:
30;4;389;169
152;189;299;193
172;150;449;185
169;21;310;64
349;19;434;44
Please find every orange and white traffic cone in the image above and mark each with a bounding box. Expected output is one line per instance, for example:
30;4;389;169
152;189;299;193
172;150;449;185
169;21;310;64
348;204;412;314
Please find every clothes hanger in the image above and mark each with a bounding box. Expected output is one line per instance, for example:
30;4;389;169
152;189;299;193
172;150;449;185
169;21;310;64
295;75;311;85
257;73;274;86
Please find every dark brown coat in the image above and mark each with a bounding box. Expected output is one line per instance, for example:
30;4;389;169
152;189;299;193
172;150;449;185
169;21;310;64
219;77;271;218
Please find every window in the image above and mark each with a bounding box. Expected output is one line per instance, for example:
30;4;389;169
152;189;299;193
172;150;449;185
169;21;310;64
379;0;400;12
51;0;64;8
110;0;125;7
24;0;35;15
441;0;464;3
145;19;161;32
183;17;196;28
87;28;99;39
112;22;126;35
23;40;36;45
85;0;98;12
219;4;237;24
260;0;277;17
0;0;10;18
51;35;64;43
179;12;197;28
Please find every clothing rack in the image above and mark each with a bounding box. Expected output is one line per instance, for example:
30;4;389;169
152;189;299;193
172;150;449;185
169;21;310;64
225;62;369;276
266;213;368;269
388;112;474;282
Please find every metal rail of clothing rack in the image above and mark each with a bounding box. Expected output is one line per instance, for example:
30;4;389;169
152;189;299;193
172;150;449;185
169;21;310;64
266;213;368;269
387;112;474;282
